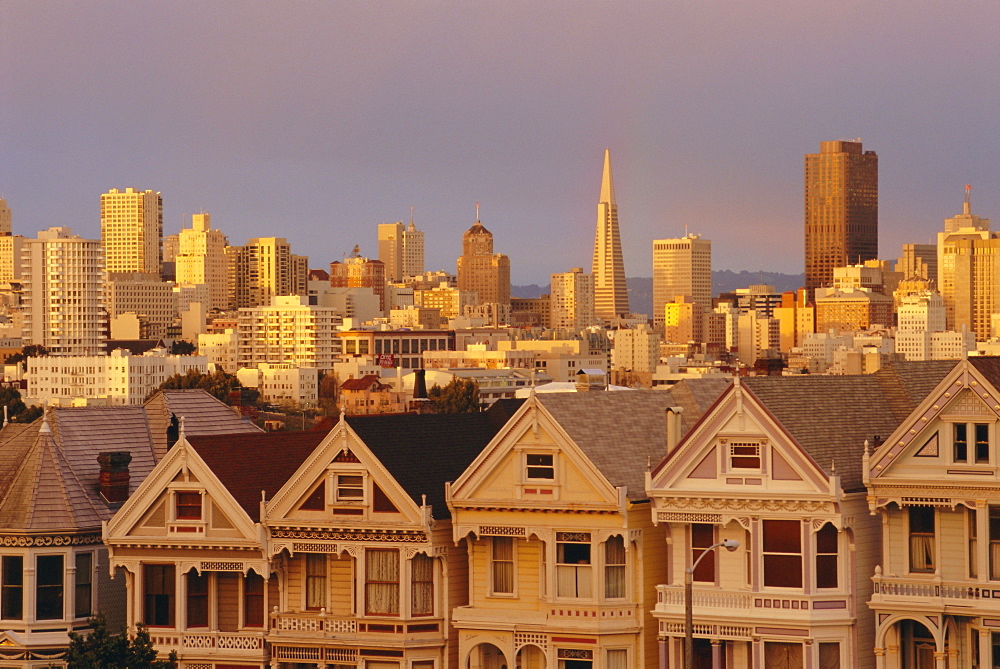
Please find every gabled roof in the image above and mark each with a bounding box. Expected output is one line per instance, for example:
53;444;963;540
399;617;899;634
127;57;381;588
534;381;729;499
0;407;158;531
186;431;328;522
740;360;958;492
346;403;519;518
341;374;389;391
144;389;262;459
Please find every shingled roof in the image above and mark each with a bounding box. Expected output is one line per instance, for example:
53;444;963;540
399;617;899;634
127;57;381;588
741;360;959;493
534;379;730;500
144;389;262;459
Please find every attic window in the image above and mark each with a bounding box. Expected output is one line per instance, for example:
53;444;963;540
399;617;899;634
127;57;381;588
526;453;554;480
336;475;364;502
176;492;202;520
729;443;761;471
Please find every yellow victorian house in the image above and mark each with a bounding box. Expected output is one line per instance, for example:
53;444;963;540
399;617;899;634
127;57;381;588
646;362;955;669
446;385;725;669
866;357;1000;668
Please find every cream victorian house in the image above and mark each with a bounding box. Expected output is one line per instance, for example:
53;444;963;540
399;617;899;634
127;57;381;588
646;362;955;669
865;357;1000;668
445;385;725;669
104;407;516;669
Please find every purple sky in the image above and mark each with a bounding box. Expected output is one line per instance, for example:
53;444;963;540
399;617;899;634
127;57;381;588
3;2;999;284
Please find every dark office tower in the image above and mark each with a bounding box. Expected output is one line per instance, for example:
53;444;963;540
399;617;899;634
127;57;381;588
804;140;878;294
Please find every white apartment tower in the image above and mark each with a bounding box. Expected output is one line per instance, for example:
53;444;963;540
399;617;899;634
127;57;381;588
550;267;595;330
176;213;229;311
378;218;425;282
22;227;106;355
100;188;163;276
652;233;712;328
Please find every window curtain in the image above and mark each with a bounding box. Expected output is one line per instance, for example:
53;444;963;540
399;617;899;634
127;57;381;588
411;554;433;616
910;535;935;572
604;536;626;599
818;642;840;669
606;649;628;669
491;537;514;594
764;642;803;669
990;541;1000;580
366;550;399;615
305;554;326;610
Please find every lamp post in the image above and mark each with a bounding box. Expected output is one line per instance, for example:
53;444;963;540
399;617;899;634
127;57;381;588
685;538;739;669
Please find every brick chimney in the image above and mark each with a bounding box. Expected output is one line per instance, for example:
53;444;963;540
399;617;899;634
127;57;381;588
98;451;132;503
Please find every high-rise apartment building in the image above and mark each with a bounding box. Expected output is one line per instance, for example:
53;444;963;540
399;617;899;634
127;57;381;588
237;295;342;371
22;227;105;355
330;251;387;311
0;198;10;236
456;214;511;308
550;267;595;330
100;188;163;277
592;149;629;321
652;233;711;328
804;141;878;293
175;213;229;311
937;190;996;339
226;237;306;310
0;198;22;283
378;218;424;282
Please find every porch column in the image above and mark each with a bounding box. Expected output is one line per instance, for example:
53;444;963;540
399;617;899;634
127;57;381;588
873;647;885;669
979;629;990;669
711;639;722;669
977;500;989;583
934;651;946;669
658;638;668;669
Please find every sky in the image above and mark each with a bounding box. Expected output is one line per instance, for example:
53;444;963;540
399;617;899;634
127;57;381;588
2;1;999;285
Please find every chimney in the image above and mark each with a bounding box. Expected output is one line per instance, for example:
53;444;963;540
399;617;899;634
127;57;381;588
413;369;428;399
665;406;683;454
98;451;132;504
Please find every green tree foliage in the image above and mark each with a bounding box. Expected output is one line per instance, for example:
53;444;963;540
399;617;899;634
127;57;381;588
169;340;197;355
0;386;26;419
65;614;177;668
13;405;44;424
427;378;480;413
5;344;48;369
145;369;242;403
317;372;340;416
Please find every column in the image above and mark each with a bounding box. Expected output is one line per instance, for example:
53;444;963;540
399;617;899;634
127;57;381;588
24;555;35;624
977;501;989;583
934;650;946;669
711;639;722;669
658;638;668;669
874;647;885;669
978;629;990;669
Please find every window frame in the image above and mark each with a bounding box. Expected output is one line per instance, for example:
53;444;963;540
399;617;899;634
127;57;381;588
243;570;264;627
143;563;175;627
410;553;434;617
761;519;803;589
334;473;365;503
728;441;762;472
525;453;555;481
74;552;93;618
36;554;64;621
603;535;626;600
952;422;991;465
174;491;202;521
365;548;400;616
305;553;326;611
690;524;716;584
555;532;593;599
1;555;22;621
815;523;838;590
489;536;515;597
185;569;209;628
909;506;936;574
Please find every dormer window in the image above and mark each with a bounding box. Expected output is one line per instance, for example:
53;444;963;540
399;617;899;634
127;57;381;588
526;454;554;480
953;423;990;464
335;474;365;502
175;492;202;520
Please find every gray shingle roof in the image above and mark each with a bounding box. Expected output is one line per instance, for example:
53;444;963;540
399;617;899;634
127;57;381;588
535;381;729;500
144;389;262;459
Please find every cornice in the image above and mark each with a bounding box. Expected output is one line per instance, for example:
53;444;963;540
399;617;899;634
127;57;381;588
0;533;103;547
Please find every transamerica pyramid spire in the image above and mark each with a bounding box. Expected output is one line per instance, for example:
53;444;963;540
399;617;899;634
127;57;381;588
592;148;629;321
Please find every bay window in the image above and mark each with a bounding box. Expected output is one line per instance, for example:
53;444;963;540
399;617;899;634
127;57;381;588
186;570;208;628
244;571;264;627
365;549;400;615
690;524;716;583
305;554;326;610
1;556;21;620
762;520;802;588
411;554;433;616
556;533;592;598
36;554;63;620
909;507;935;573
815;523;838;589
74;552;93;618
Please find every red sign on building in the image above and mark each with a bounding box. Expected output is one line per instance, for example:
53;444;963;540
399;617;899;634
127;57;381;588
377;354;396;368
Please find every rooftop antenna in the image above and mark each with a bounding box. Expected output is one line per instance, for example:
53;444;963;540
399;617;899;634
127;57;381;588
964;184;972;215
410;205;414;225
475;201;480;222
684;223;689;237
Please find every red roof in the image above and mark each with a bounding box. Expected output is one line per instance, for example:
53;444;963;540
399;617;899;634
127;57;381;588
340;374;389;391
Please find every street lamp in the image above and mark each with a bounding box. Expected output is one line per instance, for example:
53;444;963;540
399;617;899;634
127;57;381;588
685;538;740;669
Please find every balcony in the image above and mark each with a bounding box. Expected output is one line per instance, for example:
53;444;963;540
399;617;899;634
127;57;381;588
870;568;1000;614
146;630;266;658
269;610;444;643
654;585;852;624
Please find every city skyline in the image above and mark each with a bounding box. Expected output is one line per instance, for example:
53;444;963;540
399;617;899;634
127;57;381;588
3;2;999;285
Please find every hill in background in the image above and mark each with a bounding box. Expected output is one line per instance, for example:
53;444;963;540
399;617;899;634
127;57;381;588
512;270;805;317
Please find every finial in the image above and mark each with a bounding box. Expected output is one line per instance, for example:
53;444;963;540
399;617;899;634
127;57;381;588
964;184;972;216
40;409;51;434
178;415;186;439
864;438;870;456
339;407;346;424
3;405;7;427
261;490;266;502
831;459;836;474
646;455;652;470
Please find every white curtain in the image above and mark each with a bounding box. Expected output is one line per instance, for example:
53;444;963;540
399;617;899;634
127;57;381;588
305;554;326;609
606;649;628;669
910;536;934;572
491;538;514;594
411;554;433;616
366;549;399;615
990;541;1000;580
818;642;840;669
604;536;626;599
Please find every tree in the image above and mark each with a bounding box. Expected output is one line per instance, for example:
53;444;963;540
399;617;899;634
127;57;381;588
145;369;242;403
13;405;44;424
169;340;197;355
5;344;48;370
317;372;340;416
65;614;177;668
0;386;26;419
428;378;480;413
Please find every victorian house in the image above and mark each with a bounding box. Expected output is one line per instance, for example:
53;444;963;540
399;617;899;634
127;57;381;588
865;357;1000;668
646;362;955;669
445;385;725;669
104;406;516;669
0;389;259;668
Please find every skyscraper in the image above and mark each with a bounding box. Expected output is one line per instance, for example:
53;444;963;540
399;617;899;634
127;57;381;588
457;211;511;308
176;213;230;311
100;187;163;276
652;233;712;329
330;248;387;311
378;216;425;282
22;227;105;355
0;198;22;284
0;197;11;236
550;267;595;330
592;149;629;321
226;237;305;310
937;188;995;337
804;140;878;293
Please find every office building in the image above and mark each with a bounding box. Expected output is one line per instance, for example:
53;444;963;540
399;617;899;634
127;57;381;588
21;227;105;355
378;218;424;281
652;233;711;328
592;148;629;320
896;243;937;283
100;187;163;276
175;213;229;311
804;140;878;293
550;267;595;329
937;190;997;338
456;213;511;307
104;275;177;340
330;250;387;311
0;197;10;236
